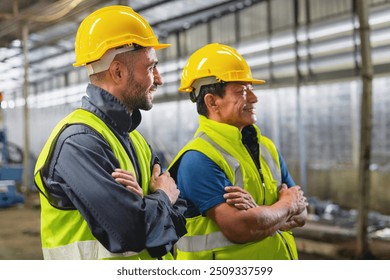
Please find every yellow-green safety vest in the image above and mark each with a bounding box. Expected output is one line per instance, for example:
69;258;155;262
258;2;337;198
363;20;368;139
168;116;298;260
34;108;173;260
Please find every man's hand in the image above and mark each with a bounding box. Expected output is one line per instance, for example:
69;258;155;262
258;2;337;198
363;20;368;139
150;164;179;205
278;184;308;219
224;186;257;210
279;208;308;231
278;184;308;230
112;168;144;198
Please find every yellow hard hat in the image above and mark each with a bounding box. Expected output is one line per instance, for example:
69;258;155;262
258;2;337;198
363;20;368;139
179;43;265;95
73;5;170;67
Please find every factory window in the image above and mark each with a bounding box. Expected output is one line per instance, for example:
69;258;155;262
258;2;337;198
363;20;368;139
310;0;351;22
238;2;267;40
211;14;236;45
270;0;294;31
186;23;209;54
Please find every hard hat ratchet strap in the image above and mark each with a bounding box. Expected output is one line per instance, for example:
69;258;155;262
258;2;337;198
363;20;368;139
86;45;136;76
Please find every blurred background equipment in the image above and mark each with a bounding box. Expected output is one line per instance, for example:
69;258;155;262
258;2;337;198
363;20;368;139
0;129;25;208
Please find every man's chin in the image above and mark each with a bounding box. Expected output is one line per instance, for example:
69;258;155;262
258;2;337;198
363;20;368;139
248;115;257;124
140;102;153;111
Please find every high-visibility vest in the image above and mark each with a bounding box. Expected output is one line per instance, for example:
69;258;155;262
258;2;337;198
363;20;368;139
168;116;298;260
34;108;173;260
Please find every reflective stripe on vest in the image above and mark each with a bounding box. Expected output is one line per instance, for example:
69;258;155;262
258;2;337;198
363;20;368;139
177;230;234;252
43;240;144;260
261;144;281;187
197;132;243;187
197;132;281;188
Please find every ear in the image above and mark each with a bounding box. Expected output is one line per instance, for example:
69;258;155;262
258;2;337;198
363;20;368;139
108;61;125;84
204;93;219;113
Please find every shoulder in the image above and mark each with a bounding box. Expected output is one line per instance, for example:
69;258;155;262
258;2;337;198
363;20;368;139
177;150;231;216
179;150;220;173
49;124;112;169
57;124;107;148
178;150;231;187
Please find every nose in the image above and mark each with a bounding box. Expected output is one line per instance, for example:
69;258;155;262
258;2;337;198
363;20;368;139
247;88;258;104
154;67;163;85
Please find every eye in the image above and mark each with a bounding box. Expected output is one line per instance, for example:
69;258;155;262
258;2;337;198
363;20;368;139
241;86;248;96
242;85;254;95
149;63;158;73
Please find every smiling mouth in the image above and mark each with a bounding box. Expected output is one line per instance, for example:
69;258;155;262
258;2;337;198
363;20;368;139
149;87;157;94
243;107;256;112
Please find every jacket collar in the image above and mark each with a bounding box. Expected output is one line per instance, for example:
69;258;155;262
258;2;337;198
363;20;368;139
82;83;141;134
197;115;261;145
197;115;241;143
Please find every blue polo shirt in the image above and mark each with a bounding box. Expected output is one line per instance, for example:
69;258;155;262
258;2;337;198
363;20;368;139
177;149;295;217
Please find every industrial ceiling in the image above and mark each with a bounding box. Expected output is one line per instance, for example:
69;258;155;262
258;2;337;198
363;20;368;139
0;0;258;97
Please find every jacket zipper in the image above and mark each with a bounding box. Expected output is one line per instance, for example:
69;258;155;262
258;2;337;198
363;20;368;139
277;230;295;259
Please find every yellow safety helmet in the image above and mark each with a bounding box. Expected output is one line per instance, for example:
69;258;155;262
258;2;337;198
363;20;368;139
179;43;265;99
73;5;170;68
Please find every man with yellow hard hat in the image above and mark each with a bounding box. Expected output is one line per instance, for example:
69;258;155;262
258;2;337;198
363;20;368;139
34;5;186;260
168;43;308;260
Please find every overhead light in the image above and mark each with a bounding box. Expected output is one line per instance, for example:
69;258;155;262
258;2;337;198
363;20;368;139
238;41;269;55
370;10;390;25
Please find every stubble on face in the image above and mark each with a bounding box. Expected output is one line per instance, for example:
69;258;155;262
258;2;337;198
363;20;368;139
118;49;156;112
122;71;153;111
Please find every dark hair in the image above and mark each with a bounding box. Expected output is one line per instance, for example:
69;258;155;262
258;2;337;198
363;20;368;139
196;82;226;117
89;44;145;84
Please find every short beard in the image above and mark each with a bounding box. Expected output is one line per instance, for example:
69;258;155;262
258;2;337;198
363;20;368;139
119;60;153;112
121;83;153;112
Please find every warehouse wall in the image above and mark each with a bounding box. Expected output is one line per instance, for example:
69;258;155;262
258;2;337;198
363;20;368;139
3;0;390;214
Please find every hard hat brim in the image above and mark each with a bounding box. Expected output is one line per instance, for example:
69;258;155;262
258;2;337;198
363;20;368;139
152;43;171;50
236;78;266;85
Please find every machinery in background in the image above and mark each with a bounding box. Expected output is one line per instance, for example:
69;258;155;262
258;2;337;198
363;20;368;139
0;129;25;208
0;90;25;208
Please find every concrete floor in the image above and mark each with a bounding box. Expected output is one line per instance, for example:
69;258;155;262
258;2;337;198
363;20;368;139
1;192;389;260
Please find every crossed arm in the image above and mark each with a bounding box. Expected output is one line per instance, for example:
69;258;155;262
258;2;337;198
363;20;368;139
209;185;308;243
112;164;179;204
114;167;308;244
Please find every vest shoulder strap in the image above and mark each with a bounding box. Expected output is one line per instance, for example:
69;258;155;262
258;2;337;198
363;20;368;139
168;134;237;184
34;109;133;208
